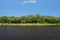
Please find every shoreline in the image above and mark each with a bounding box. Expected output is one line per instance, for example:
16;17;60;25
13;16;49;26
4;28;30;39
0;23;60;27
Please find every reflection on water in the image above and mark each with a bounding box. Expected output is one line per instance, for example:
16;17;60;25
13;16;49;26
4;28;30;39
0;26;60;40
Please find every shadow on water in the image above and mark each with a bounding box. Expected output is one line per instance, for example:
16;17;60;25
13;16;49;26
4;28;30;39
0;26;60;40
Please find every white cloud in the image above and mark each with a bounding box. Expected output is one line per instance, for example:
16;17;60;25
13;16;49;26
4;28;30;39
22;0;36;4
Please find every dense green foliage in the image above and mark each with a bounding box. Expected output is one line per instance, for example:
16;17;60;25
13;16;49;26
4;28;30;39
0;14;60;23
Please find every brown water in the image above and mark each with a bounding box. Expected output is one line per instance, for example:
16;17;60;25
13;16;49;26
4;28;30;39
0;26;60;40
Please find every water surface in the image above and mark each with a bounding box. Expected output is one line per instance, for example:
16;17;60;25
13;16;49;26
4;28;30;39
0;26;60;40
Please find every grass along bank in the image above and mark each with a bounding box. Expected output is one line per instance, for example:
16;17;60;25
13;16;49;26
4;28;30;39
0;23;60;27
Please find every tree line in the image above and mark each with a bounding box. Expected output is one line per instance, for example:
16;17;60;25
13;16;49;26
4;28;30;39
0;14;60;23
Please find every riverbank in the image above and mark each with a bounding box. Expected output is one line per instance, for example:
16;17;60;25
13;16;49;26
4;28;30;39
0;23;60;27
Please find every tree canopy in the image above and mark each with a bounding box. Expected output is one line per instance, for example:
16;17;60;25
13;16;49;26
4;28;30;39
0;14;60;23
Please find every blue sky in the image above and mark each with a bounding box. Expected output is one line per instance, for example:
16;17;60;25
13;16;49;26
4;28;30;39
0;0;60;16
